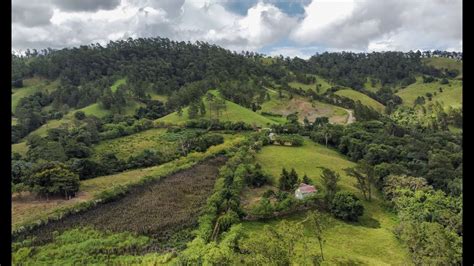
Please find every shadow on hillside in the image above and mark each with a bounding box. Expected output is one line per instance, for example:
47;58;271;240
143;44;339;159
358;216;381;228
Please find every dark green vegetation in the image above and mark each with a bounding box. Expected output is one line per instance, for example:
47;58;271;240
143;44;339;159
12;40;462;265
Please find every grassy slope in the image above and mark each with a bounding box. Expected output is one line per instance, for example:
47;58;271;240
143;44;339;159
12;78;59;112
288;75;333;94
396;77;462;109
423;57;462;78
364;78;382;93
12;134;246;229
157;91;276;127
259;89;349;125
110;78;126;92
335;89;385;112
244;139;410;265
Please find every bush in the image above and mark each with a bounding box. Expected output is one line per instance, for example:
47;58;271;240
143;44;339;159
25;162;80;199
330;191;364;221
74;111;86;120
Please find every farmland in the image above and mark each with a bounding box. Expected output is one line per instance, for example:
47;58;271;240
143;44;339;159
12;134;246;230
243;139;411;265
17;156;227;250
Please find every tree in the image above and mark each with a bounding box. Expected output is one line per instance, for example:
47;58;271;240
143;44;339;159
26;162;80;199
319;167;340;203
302;174;311;184
199;100;206;116
188;102;199;119
345;161;375;201
330;191;364;221
279;167;297;191
302;211;329;261
74;111;86;120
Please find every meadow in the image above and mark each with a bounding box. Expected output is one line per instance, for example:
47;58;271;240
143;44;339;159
396;77;462;109
157;91;276;127
242;139;411;265
12;77;59;113
335;89;385;112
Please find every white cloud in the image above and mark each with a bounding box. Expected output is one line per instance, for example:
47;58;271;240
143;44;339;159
290;0;462;52
12;0;462;54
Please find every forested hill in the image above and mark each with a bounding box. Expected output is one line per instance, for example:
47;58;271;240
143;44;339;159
12;38;462;144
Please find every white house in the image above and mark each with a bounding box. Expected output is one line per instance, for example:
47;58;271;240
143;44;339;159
295;183;317;200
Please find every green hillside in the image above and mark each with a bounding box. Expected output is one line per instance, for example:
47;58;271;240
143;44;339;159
423;57;462;78
12;77;59;112
260;89;349;124
157;91;276;127
396;77;462;109
246;139;411;265
335;89;385;112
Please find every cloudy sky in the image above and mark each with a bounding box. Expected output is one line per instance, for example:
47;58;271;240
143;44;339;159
12;0;462;58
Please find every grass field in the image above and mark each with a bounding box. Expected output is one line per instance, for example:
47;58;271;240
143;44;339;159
396;77;462;109
423;57;462;78
12;77;59;112
335;89;385;112
245;139;411;265
288;75;333;94
12;142;28;156
157;91;276;127
110;78;126;92
364;78;382;93
259;89;349;125
12;134;246;230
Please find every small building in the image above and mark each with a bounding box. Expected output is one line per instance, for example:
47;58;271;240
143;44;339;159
295;183;317;200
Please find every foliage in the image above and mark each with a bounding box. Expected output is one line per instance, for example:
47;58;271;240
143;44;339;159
330;191;364;221
25;162;80;199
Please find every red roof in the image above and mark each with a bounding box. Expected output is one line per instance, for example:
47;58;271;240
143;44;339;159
299;183;317;193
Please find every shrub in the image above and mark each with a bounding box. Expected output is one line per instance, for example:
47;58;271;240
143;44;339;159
330;191;364;221
25;162;80;199
74;111;86;120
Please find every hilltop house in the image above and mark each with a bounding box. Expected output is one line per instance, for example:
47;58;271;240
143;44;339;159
295;183;317;199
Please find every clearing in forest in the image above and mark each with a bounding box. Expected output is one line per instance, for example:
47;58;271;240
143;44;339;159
241;139;411;265
335;89;385;112
259;90;349;125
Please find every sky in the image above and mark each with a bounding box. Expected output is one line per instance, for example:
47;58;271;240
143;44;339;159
12;0;462;58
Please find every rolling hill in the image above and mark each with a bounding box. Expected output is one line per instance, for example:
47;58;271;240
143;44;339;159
335;89;385;112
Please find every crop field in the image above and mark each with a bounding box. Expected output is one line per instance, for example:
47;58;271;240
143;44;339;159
20;156;227;249
244;139;411;265
259;91;349;125
396;77;462;109
12;134;246;230
157;91;276;127
12;77;59;113
335;89;385;112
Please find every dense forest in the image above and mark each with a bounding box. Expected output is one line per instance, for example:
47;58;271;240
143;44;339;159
11;38;462;265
